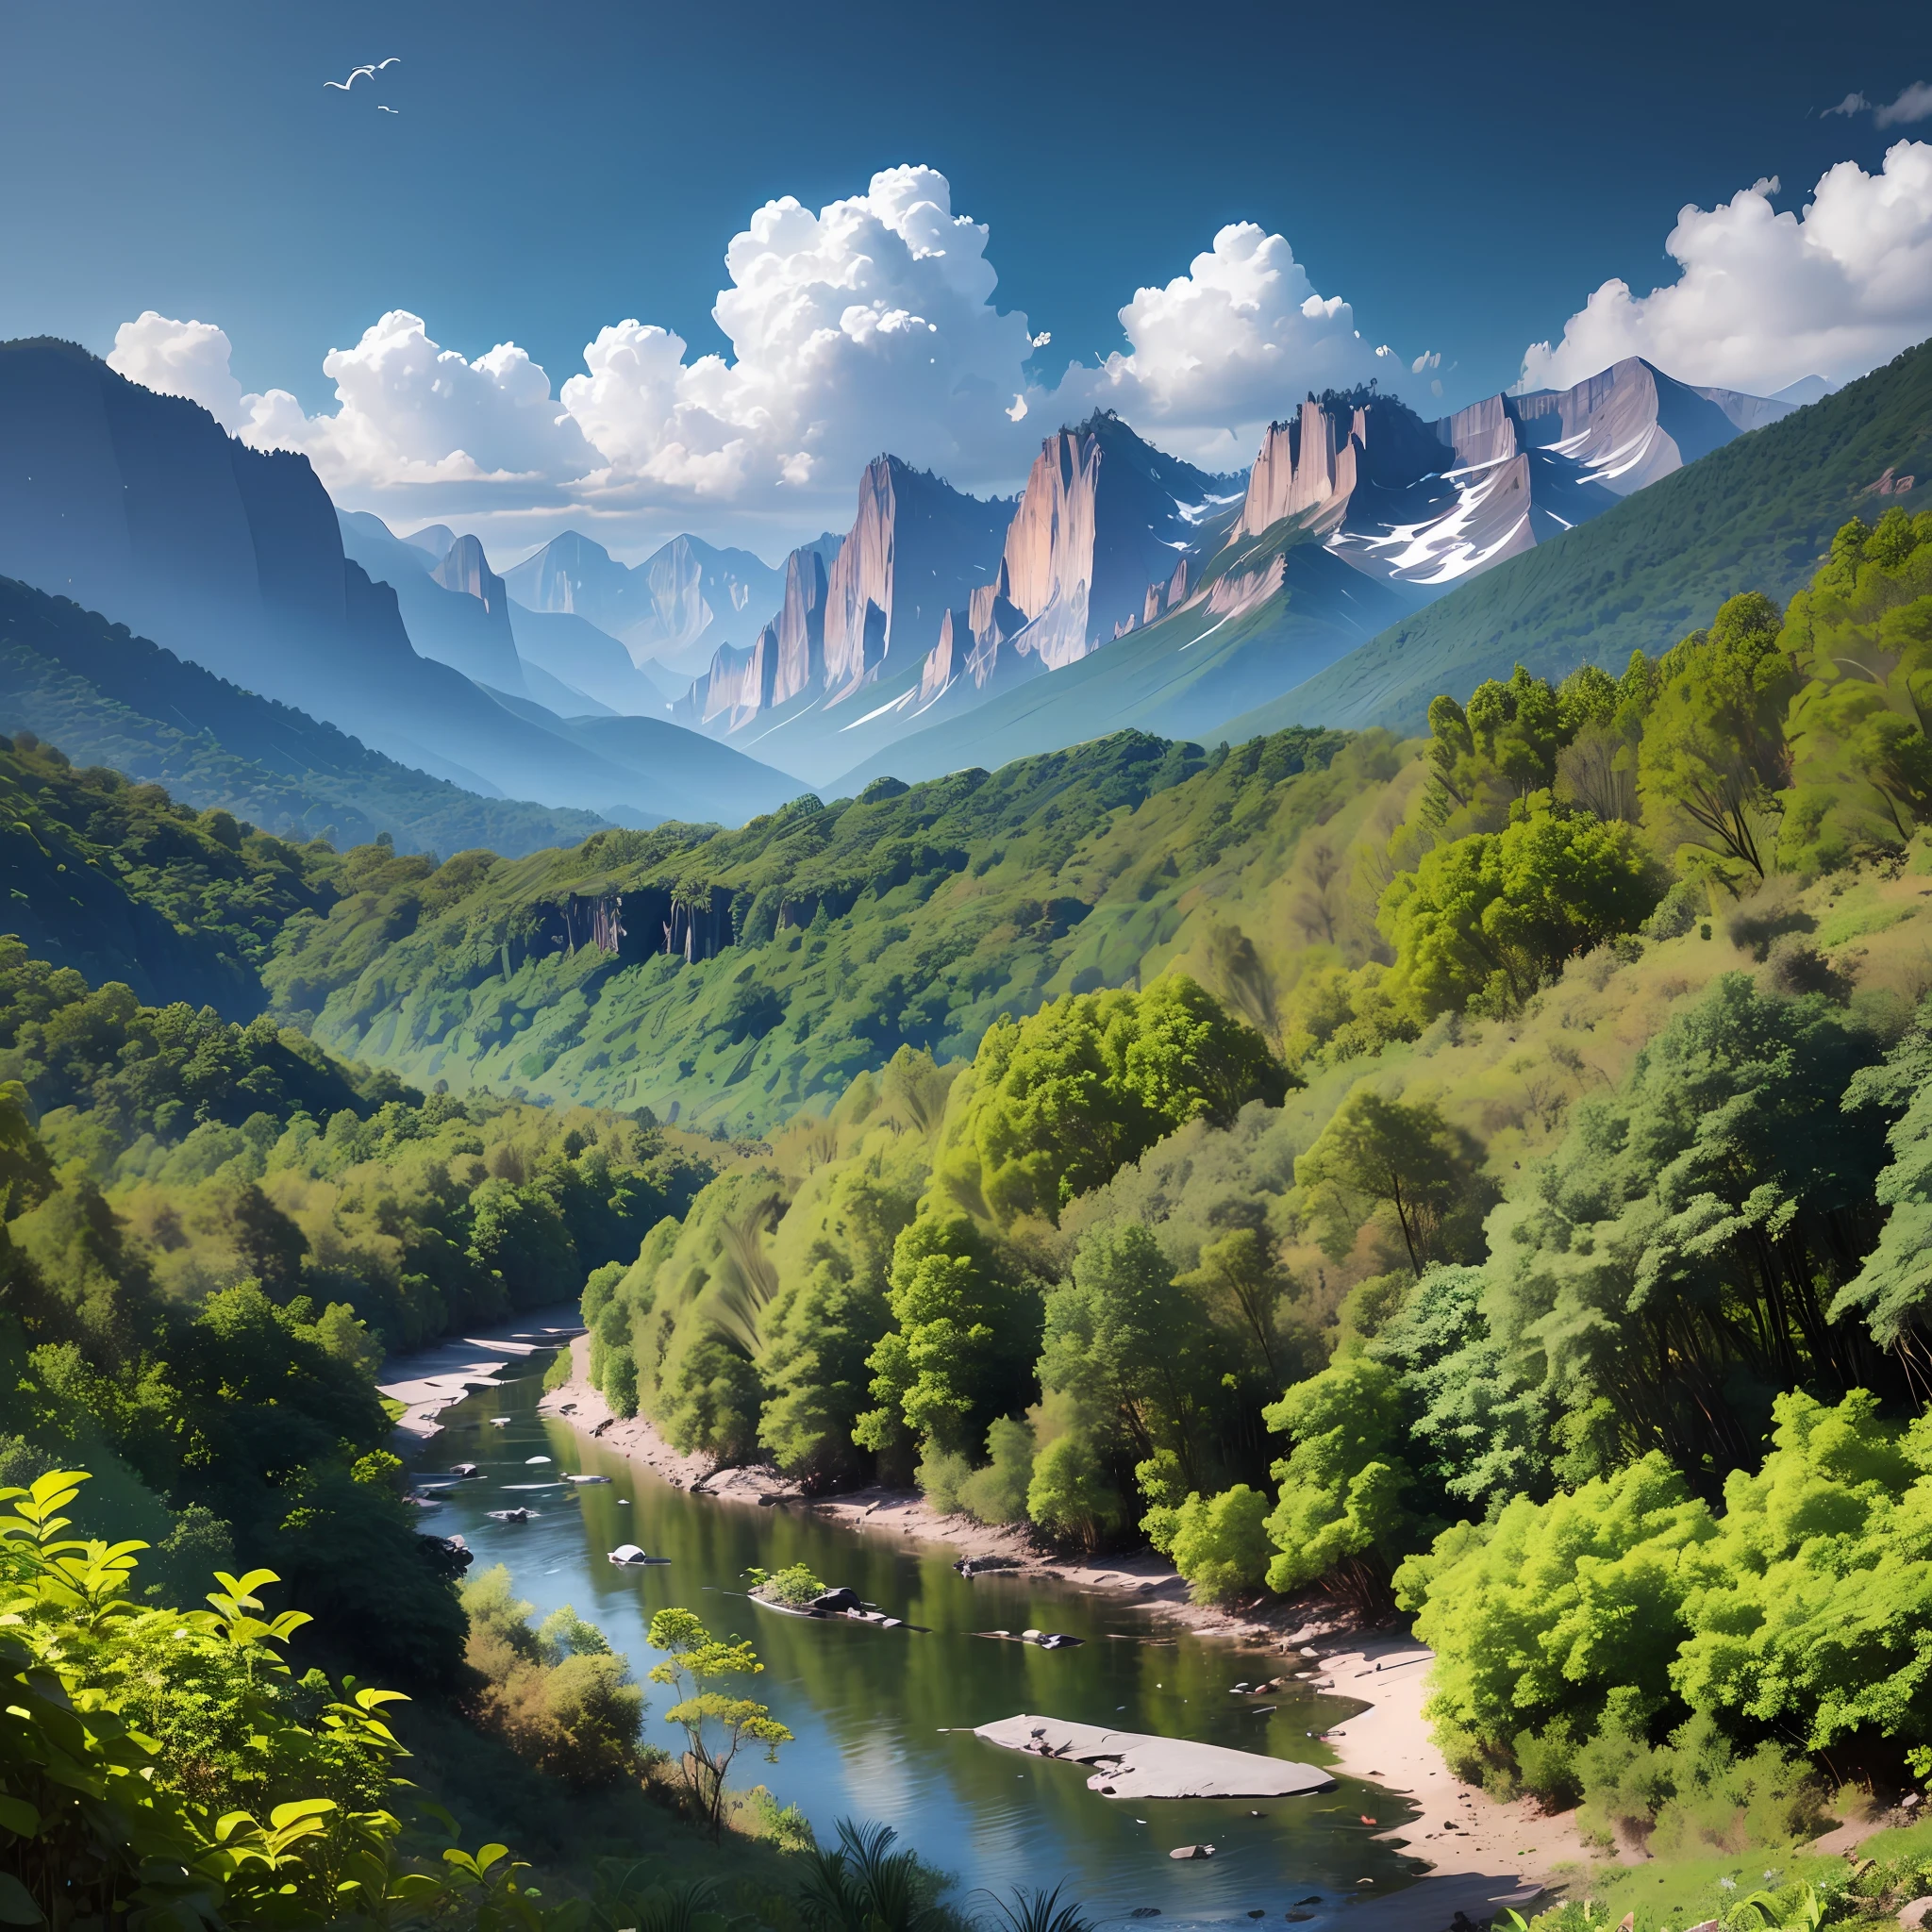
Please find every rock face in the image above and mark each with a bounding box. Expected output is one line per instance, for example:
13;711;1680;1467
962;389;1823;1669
1219;358;1795;595
338;510;528;694
822;456;1010;699
996;414;1224;671
678;459;1006;731
503;530;783;678
774;547;828;705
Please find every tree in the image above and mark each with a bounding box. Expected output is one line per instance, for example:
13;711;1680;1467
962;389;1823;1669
1037;1223;1225;1491
1833;1002;1932;1363
967;977;1287;1225
1181;1226;1290;1380
1025;1428;1124;1549
1669;1390;1932;1754
855;1209;1039;1458
1262;1357;1418;1610
1398;1452;1716;1768
1293;1089;1485;1275
1380;800;1661;1021
1464;972;1891;1491
645;1607;792;1840
1779;512;1932;870
1638;591;1798;887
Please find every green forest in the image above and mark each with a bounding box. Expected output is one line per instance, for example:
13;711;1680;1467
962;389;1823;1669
10;507;1932;1928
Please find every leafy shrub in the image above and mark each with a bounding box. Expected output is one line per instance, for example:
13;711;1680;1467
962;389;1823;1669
745;1563;826;1608
1142;1484;1272;1605
958;1416;1035;1525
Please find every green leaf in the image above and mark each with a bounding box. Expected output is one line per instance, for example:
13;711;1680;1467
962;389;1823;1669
0;1796;39;1838
0;1874;44;1925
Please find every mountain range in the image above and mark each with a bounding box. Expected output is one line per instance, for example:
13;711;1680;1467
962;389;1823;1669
640;356;1806;789
2;328;1917;853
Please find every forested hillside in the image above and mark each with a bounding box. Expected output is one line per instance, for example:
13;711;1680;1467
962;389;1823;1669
561;506;1932;1870
264;725;1353;1133
9;505;1932;1928
0;573;612;857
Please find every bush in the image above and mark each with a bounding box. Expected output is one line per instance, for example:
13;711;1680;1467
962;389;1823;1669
1765;933;1852;1001
1575;1711;1829;1857
1641;880;1703;941
459;1565;645;1790
1512;1719;1583;1811
958;1416;1035;1525
1025;1431;1123;1548
1143;1484;1272;1605
915;1444;973;1513
745;1563;825;1608
603;1343;639;1417
1724;879;1814;958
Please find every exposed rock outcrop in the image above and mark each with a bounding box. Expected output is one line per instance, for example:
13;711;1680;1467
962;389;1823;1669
995;414;1224;673
774;546;827;705
1219;358;1796;597
822;457;1009;701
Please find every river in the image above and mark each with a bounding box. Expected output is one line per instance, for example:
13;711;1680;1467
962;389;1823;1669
396;1330;1425;1928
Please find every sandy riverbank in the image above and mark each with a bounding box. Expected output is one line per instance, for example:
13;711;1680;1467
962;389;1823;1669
540;1341;1586;1924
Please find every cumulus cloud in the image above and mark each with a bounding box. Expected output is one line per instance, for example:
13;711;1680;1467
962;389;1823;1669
1520;142;1932;396
112;168;1433;549
557;165;1039;503
1042;224;1429;471
108;312;247;428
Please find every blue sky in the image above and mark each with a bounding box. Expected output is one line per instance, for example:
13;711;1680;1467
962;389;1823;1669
5;0;1930;558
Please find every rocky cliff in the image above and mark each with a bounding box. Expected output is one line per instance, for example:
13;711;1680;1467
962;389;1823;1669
338;511;529;694
994;414;1226;673
822;457;1009;699
1217;358;1795;596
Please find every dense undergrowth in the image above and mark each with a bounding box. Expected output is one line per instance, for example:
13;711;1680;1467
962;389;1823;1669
10;508;1932;1928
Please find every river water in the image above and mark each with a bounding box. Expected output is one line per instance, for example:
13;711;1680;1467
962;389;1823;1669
399;1340;1425;1928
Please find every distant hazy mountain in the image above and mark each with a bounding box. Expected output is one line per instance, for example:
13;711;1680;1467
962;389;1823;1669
339;511;527;694
0;572;608;855
1224;338;1929;739
341;510;665;716
503;529;785;678
0;340;798;826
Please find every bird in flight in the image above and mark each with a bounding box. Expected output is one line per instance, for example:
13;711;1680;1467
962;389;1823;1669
324;57;400;91
377;104;399;113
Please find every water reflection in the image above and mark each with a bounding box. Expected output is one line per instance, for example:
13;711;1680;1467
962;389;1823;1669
405;1358;1424;1926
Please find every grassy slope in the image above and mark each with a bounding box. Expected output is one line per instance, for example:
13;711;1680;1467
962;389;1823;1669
0;575;613;858
264;725;1356;1132
1222;336;1932;738
828;518;1413;793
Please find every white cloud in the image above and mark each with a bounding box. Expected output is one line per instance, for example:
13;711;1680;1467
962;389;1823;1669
1824;82;1930;126
264;309;599;489
557;165;1038;504
1876;82;1932;129
1520;142;1932;396
108;311;247;428
1041;224;1431;471
110;170;1434;549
